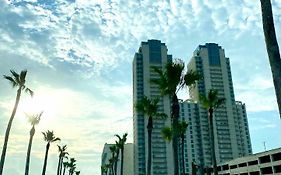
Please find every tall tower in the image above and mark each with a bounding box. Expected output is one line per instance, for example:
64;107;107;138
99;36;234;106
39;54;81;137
180;43;252;173
133;40;174;175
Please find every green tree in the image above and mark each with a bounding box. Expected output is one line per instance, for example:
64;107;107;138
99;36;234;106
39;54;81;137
0;70;33;175
68;158;76;175
109;145;118;175
62;161;69;175
135;96;167;175
57;145;68;175
101;164;109;175
161;121;188;175
115;133;128;175
152;59;200;175
260;0;281;118
200;89;225;175
24;112;42;175
42;130;61;175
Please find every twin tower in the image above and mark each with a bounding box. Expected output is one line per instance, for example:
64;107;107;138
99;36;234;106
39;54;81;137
133;40;252;175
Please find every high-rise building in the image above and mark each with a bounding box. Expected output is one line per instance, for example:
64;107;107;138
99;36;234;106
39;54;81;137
178;43;252;174
132;40;174;175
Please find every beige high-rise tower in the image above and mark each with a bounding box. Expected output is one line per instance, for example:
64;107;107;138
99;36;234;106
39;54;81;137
133;40;174;175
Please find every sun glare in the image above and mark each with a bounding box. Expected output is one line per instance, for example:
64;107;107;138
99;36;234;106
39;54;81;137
17;88;61;127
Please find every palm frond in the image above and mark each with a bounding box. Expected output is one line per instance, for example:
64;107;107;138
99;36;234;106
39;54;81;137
161;127;172;142
52;137;61;142
25;87;34;97
19;70;27;84
26;112;42;126
3;75;17;87
155;112;168;119
184;70;201;87
10;70;20;84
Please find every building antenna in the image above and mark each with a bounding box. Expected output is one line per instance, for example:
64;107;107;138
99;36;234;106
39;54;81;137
263;141;267;151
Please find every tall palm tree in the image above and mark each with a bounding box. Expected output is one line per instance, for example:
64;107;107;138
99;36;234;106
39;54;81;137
108;157;117;175
161;121;188;175
177;121;188;175
200;89;225;175
109;145;118;175
135;96;167;175
260;0;281;118
152;59;200;175
57;145;68;175
24;112;42;175
62;161;69;175
67;158;76;175
0;70;33;175
115;133;128;175
42;130;60;175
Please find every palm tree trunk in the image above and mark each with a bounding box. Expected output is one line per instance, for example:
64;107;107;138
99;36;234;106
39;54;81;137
24;126;35;175
146;116;153;175
59;158;64;175
260;0;281;118
0;88;22;175
120;148;124;175
57;156;62;175
42;142;50;175
208;108;218;175
63;166;66;175
172;94;179;175
114;152;119;175
181;134;185;175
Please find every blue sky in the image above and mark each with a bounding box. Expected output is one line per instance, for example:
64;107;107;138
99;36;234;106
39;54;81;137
0;0;281;174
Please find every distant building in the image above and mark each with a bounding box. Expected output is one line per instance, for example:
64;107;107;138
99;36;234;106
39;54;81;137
101;143;134;175
178;43;252;174
101;143;114;175
132;40;174;175
217;147;281;174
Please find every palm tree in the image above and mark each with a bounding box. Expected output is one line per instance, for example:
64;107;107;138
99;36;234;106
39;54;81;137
24;112;42;175
115;133;128;175
161;121;188;175
57;145;68;175
177;121;188;175
260;0;281;118
101;165;108;175
68;158;76;175
108;157;117;175
0;70;33;175
200;89;225;175
109;145;118;175
42;130;61;175
62;161;69;175
135;96;167;175
152;59;200;175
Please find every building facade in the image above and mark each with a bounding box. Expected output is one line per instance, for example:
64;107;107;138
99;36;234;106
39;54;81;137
101;143;134;175
217;147;281;175
133;40;174;175
178;43;252;174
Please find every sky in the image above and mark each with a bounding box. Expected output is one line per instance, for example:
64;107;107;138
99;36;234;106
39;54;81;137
0;0;281;174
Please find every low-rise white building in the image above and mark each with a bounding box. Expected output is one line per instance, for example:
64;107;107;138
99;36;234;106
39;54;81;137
217;147;281;175
101;143;134;175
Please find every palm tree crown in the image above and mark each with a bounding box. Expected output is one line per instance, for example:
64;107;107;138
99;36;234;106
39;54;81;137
135;96;167;120
27;112;42;126
200;89;225;110
4;70;34;96
42;130;61;143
